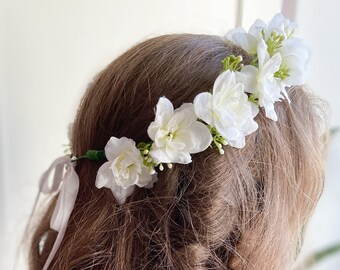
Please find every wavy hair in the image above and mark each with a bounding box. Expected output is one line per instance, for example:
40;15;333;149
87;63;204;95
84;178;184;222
28;34;328;269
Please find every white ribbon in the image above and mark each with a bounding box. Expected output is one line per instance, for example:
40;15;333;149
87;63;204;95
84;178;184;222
39;156;79;270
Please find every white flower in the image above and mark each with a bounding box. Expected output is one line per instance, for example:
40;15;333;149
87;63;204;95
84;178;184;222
226;13;310;86
226;14;297;54
236;39;283;121
268;14;310;86
226;25;262;55
267;13;297;39
277;38;310;86
95;137;155;205
147;97;212;164
194;70;258;148
247;14;297;41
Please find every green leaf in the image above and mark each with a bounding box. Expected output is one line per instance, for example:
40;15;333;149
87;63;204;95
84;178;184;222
85;150;106;160
330;127;340;138
301;243;340;269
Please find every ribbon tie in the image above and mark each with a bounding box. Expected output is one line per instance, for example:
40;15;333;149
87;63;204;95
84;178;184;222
39;156;79;270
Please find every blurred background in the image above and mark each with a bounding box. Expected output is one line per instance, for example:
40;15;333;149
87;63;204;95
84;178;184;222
0;0;339;269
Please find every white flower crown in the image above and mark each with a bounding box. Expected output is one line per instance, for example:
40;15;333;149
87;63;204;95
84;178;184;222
38;13;310;270
94;13;310;204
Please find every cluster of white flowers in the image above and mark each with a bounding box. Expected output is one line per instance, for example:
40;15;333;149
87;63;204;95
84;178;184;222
227;13;310;120
95;14;310;204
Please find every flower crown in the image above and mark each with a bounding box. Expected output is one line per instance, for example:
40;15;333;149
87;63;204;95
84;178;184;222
88;13;309;204
38;14;309;270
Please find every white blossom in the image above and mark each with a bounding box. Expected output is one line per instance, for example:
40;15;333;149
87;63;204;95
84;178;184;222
95;137;155;205
227;14;296;53
147;97;212;164
267;13;297;39
236;40;283;121
226;13;310;87
277;38;310;86
194;70;258;148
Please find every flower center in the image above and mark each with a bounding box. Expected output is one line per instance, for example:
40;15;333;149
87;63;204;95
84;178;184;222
265;31;285;56
274;64;290;80
167;132;174;140
166;128;176;141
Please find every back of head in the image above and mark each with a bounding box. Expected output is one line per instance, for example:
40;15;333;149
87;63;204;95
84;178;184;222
29;34;328;269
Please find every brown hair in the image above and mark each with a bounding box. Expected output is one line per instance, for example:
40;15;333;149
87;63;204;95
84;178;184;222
28;34;328;269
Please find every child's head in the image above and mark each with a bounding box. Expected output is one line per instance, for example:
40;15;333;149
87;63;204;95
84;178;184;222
30;33;328;269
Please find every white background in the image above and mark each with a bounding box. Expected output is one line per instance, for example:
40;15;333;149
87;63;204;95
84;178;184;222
1;0;339;269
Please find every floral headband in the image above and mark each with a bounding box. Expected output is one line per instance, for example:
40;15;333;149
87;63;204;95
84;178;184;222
38;14;309;270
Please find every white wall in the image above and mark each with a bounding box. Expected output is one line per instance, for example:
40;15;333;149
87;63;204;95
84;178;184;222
0;0;7;264
3;0;339;269
297;0;340;127
294;1;340;269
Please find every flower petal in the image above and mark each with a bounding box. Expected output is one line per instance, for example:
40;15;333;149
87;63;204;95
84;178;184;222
95;161;114;189
232;32;259;54
213;70;236;95
257;39;270;67
148;97;174;140
175;122;212;154
104;137;134;161
147;121;161;141
262;52;281;75
136;165;154;188
236;66;258;94
149;146;172;164
144;173;159;189
111;185;135;205
268;13;297;38
229;134;246;148
169;103;197;130
282;55;305;85
225;26;246;40
165;145;192;164
262;101;278;121
249;19;267;38
280;38;310;61
215;122;241;142
95;161;135;204
193;92;213;125
155;97;174;119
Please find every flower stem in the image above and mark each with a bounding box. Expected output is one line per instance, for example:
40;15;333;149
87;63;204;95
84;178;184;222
72;150;105;162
